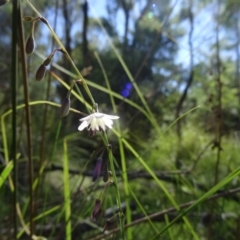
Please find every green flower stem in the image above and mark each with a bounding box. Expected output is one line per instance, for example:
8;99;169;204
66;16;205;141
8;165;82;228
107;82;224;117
102;131;125;240
25;0;96;107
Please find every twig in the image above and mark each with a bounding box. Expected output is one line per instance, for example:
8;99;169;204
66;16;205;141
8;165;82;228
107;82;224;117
11;0;19;238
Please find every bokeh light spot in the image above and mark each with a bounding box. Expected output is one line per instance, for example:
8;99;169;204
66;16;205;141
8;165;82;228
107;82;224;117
122;89;130;98
126;83;132;90
148;12;153;19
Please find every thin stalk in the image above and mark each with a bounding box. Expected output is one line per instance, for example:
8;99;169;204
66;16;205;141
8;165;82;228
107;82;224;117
102;132;125;240
164;214;174;240
12;0;19;238
18;2;34;237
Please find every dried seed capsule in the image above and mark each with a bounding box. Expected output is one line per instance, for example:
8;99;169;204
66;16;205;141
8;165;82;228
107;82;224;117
35;64;46;81
61;97;70;117
26;36;35;55
43;55;53;66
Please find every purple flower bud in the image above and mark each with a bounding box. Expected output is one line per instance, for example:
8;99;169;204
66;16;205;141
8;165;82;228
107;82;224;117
26;36;35;55
61;97;70;117
92;158;102;182
91;199;102;221
35;64;46;81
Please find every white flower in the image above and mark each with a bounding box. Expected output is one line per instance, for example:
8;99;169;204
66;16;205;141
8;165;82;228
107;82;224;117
78;112;119;135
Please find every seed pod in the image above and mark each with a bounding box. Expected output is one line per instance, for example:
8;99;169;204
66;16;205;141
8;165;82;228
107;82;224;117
26;36;35;55
43;55;53;66
61;97;70;117
35;64;46;81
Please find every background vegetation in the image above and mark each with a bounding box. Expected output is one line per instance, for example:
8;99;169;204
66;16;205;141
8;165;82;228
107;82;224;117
1;0;240;239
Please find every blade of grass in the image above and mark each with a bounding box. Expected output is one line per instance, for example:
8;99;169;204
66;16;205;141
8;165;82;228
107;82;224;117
164;214;174;240
0;161;13;188
63;139;72;240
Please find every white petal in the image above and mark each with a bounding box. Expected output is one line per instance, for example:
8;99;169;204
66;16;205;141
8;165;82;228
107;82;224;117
79;115;91;122
98;119;107;131
78;121;88;131
104;115;119;120
104;118;113;128
90;117;99;131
